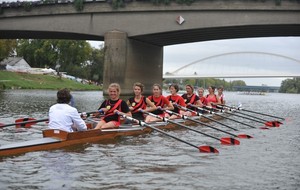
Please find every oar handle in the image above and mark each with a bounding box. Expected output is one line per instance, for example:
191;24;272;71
174;104;201;116
188;104;215;114
140;110;167;121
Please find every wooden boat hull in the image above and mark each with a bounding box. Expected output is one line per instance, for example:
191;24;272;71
0;114;222;156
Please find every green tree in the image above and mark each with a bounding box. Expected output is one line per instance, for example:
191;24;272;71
0;39;17;61
280;78;300;93
16;39;94;80
88;47;104;83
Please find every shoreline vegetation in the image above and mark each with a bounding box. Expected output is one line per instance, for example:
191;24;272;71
0;71;101;91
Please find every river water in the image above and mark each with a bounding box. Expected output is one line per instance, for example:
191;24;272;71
0;90;299;190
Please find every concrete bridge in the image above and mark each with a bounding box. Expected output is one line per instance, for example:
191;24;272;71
1;0;300;95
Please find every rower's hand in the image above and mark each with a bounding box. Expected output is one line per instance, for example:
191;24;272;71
81;112;87;119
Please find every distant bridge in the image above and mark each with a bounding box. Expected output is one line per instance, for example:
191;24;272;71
164;51;300;79
233;85;280;92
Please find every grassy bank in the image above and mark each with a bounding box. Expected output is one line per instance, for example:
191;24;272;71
0;71;101;90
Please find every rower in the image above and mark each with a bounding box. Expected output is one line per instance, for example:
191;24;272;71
126;82;156;122
197;87;207;107
206;86;221;108
166;84;186;119
94;83;131;129
145;84;174;123
217;86;226;105
48;88;87;132
181;84;203;116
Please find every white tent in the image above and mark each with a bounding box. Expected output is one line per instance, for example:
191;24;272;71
0;57;31;72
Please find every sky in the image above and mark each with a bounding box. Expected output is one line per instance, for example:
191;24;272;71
89;37;300;86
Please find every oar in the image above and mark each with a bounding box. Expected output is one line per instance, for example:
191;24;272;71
141;110;240;145
0;111;99;129
189;104;256;129
0;118;48;128
116;112;219;153
228;110;282;127
215;105;281;127
204;106;270;130
163;109;252;139
219;104;285;121
174;104;239;131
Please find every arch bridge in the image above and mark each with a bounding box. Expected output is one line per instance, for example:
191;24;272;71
164;51;300;79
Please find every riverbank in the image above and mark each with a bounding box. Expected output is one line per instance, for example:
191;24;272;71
0;71;101;90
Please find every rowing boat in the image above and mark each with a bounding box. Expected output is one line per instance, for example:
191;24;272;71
0;113;222;157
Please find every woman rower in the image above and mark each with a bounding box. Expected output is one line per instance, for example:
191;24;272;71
206;86;221;107
49;88;87;132
166;84;186;119
127;82;156;121
181;84;203;115
145;84;174;122
217;86;226;105
94;83;131;129
197;87;207;106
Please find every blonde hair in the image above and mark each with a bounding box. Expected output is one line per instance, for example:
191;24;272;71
152;83;162;90
133;82;144;92
198;87;205;92
107;83;121;95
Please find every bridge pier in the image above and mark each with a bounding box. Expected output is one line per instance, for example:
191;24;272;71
103;30;163;96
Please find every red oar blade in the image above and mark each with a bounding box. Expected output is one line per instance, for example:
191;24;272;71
237;134;253;139
265;121;280;127
220;137;240;145
15;118;37;128
199;145;219;153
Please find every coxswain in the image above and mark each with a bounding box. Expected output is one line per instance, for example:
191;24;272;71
48;88;87;132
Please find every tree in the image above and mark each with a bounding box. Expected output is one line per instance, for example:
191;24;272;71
87;47;104;83
279;78;300;93
0;39;17;61
16;39;95;79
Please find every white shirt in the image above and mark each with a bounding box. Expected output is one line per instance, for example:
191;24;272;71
49;103;87;132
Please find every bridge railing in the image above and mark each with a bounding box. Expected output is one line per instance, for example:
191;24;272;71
1;0;298;13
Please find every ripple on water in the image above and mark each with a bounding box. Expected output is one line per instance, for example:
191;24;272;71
0;91;300;189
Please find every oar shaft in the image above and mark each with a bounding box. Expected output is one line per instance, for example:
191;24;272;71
232;111;269;122
0;118;48;128
144;110;222;141
225;111;266;124
221;104;285;120
117;112;200;149
164;109;239;138
0;111;99;129
167;118;221;141
176;105;238;131
190;105;256;129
